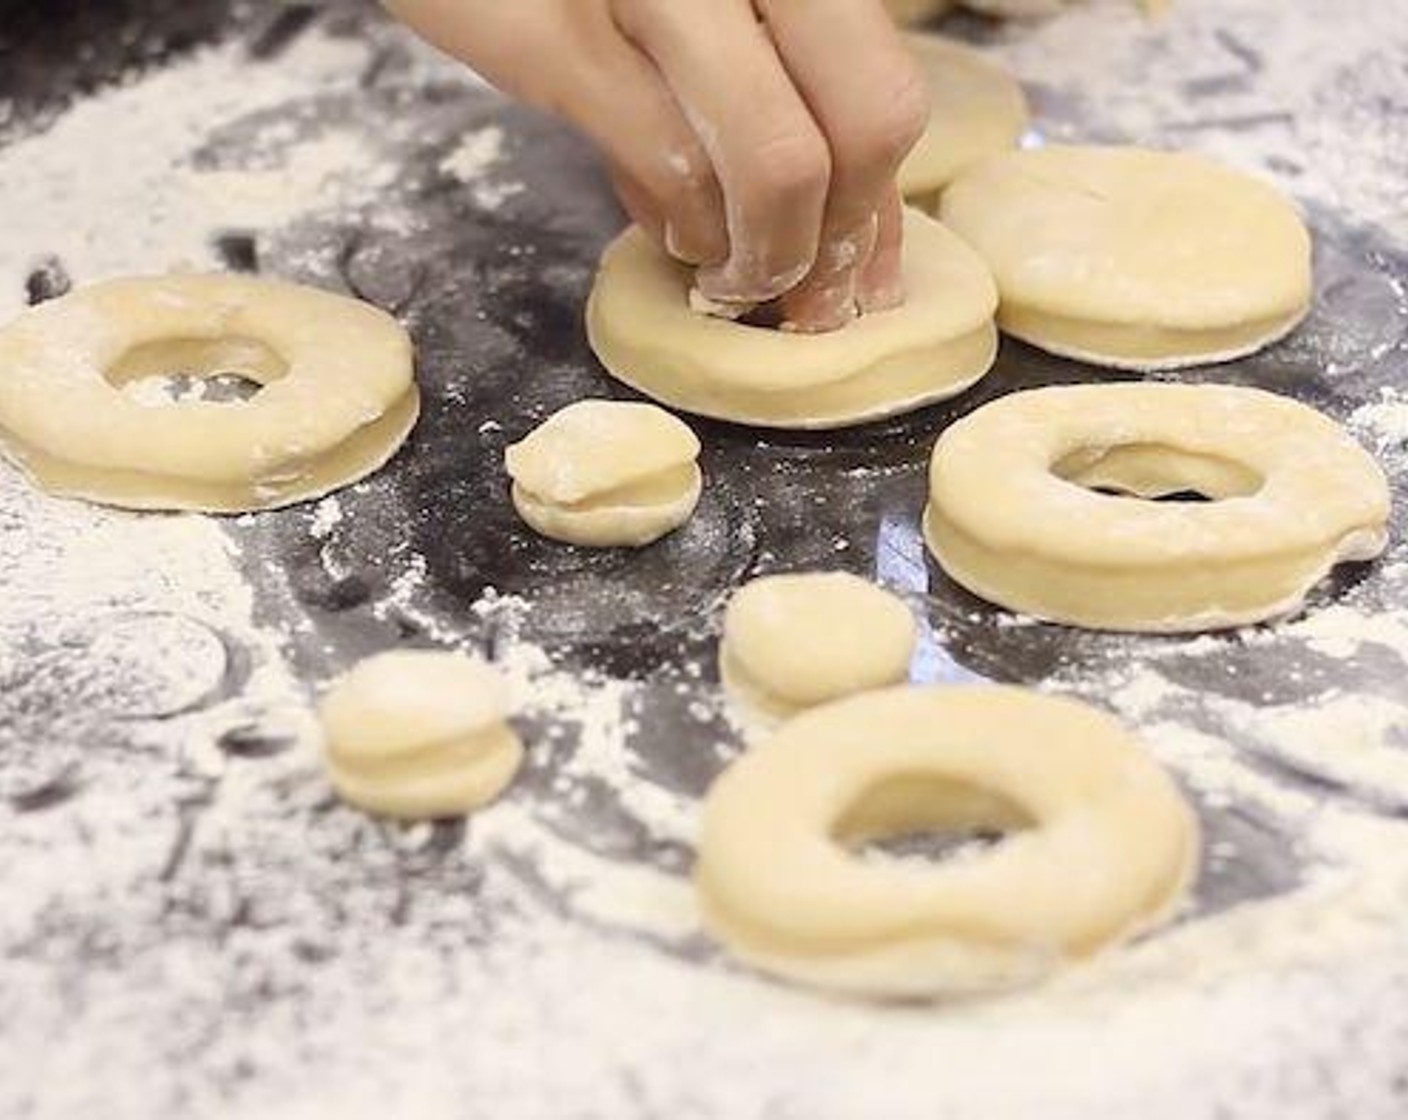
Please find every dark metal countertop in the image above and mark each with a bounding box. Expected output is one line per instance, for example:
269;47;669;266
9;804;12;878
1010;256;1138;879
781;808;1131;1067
2;2;1407;1117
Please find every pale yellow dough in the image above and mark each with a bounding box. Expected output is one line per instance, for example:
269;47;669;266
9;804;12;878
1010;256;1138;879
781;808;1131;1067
939;145;1312;370
696;685;1199;998
897;35;1029;211
0;273;419;512
586;210;998;430
319;650;523;820
720;572;917;722
505;398;702;547
924;383;1390;632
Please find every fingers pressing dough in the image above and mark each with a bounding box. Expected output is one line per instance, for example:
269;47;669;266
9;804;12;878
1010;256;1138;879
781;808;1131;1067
923;383;1390;632
720;571;917;722
897;35;1029;212
505;398;702;547
695;685;1199;998
319;650;523;820
939;145;1312;369
587;209;998;429
0;274;418;512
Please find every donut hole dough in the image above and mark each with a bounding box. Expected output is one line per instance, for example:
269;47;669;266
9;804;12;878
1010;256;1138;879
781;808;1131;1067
105;335;288;403
938;145;1313;370
319;649;523;820
719;572;918;722
586;209;998;430
695;686;1199;998
923;383;1391;632
0;273;420;512
897;35;1029;212
505;398;702;547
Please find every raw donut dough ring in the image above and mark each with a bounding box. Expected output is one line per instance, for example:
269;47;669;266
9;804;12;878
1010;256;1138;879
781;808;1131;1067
939;146;1312;370
720;572;917;722
505;399;702;547
696;685;1198;998
923;383;1390;632
319;650;523;820
897;35;1029;212
586;210;998;430
0;273;418;512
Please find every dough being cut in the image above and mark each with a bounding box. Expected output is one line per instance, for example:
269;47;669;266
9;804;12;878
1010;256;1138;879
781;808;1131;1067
720;572;917;721
695;685;1199;998
586;209;998;430
924;383;1390;632
939;145;1312;369
505;398;702;547
0;273;418;512
319;650;523;819
897;35;1029;211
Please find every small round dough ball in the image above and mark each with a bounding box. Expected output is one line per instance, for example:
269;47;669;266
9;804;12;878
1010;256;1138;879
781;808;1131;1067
319;650;522;820
898;35;1029;210
505;399;702;547
939;145;1312;370
721;572;918;720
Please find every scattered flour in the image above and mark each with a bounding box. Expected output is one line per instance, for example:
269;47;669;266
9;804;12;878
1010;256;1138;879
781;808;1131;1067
3;1;1408;1118
0;28;383;321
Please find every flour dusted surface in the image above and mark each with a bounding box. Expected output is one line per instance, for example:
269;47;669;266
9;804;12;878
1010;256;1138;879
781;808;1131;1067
3;1;1408;1118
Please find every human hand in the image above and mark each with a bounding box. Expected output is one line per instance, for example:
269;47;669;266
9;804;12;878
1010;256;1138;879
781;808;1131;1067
385;0;929;331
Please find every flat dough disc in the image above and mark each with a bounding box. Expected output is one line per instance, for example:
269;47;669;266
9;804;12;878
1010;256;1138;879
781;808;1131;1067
587;210;998;430
696;685;1199;998
923;383;1390;631
939;145;1312;370
0;273;418;512
897;35;1029;209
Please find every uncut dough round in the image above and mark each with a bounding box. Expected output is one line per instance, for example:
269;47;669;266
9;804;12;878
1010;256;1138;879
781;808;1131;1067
924;383;1390;632
939;145;1312;369
0;273;418;512
319;650;523;820
587;209;998;430
505;399;702;547
720;572;917;721
696;685;1199;998
897;35;1029;211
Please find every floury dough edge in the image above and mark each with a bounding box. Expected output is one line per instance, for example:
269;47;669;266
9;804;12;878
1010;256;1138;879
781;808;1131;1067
2;5;1408;1120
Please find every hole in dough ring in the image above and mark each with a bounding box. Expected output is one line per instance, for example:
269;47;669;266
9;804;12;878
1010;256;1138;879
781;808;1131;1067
923;383;1391;632
695;685;1199;999
586;210;998;430
0;273;419;512
938;145;1313;370
897;34;1030;213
